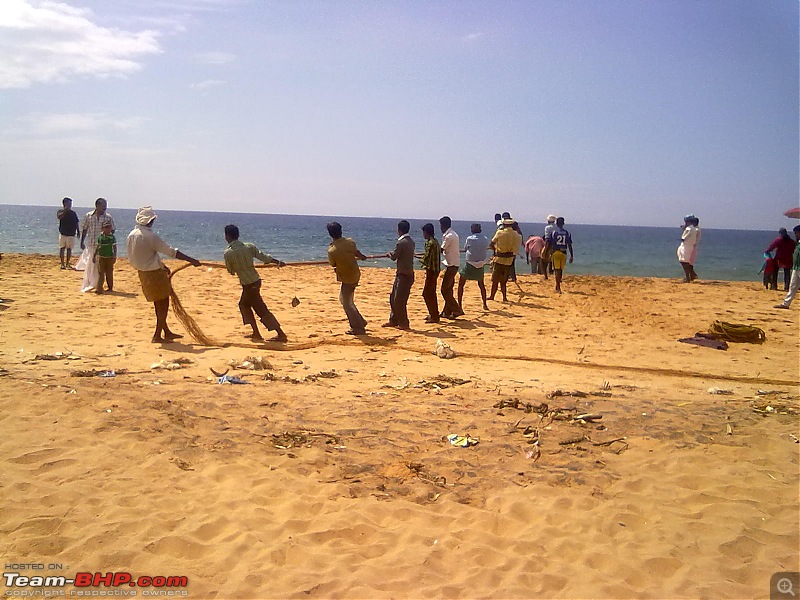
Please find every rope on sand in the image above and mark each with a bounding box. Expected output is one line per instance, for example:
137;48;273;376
160;263;797;386
167;257;386;347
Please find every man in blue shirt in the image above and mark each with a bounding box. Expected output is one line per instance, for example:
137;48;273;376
457;223;490;311
546;217;574;294
57;197;80;269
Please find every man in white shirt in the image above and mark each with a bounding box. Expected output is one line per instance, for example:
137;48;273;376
439;216;463;319
127;206;200;343
78;197;115;292
543;214;556;275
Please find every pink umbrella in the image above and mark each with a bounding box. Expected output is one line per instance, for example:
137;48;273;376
785;207;800;218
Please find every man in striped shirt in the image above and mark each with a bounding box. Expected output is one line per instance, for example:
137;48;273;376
79;197;115;292
223;224;288;342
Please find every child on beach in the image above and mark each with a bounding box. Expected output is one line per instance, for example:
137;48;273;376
93;221;116;293
759;254;778;290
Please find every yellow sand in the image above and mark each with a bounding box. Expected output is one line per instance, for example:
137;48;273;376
1;253;798;598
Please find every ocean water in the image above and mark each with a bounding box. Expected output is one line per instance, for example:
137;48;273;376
0;204;786;282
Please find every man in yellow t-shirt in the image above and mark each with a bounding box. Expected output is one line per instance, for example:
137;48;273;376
489;219;522;302
327;221;368;335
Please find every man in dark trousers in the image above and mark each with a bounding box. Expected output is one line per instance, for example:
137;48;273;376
383;220;415;330
439;216;463;319
419;223;441;323
223;224;288;342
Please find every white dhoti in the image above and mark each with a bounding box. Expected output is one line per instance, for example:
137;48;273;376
75;248;98;292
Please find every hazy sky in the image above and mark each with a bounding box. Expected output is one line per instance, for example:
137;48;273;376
0;0;797;229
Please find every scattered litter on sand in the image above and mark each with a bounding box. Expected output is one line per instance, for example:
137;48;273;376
272;430;340;449
547;389;588;399
151;357;193;370
434;340;456;359
446;433;479;447
169;457;194;471
751;400;799;416
25;351;80;363
227;356;273;370
218;374;249;384
573;413;603;423
406;462;447;486
385;375;471;392
708;387;734;395
263;370;339;383
71;369;127;378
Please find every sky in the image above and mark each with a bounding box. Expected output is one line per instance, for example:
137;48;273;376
0;0;797;229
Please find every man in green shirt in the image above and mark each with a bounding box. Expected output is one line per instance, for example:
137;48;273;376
419;223;441;323
327;221;368;335
775;224;800;309
223;224;287;342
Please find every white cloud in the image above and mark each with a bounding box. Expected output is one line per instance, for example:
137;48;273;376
22;112;147;134
463;32;485;42
191;51;236;65
0;0;162;89
126;0;241;12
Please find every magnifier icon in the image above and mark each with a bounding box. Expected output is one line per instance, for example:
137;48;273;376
778;578;796;597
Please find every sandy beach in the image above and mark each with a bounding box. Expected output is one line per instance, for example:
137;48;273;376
1;252;798;599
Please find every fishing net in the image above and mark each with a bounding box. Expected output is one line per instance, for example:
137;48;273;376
169;263;220;346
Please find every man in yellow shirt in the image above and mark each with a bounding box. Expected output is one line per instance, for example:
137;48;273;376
327;222;368;335
488;219;522;302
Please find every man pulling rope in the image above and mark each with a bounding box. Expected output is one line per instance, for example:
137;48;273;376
126;206;201;343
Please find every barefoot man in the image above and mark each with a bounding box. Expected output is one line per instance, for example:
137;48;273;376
327;221;368;335
457;223;490;312
126;207;201;343
57;197;80;269
488;218;522;302
224;224;289;342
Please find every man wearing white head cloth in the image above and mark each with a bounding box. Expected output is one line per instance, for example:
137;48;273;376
126;207;201;343
677;214;701;283
542;215;557;276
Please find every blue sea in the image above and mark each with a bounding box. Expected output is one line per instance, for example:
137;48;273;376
0;204;784;282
